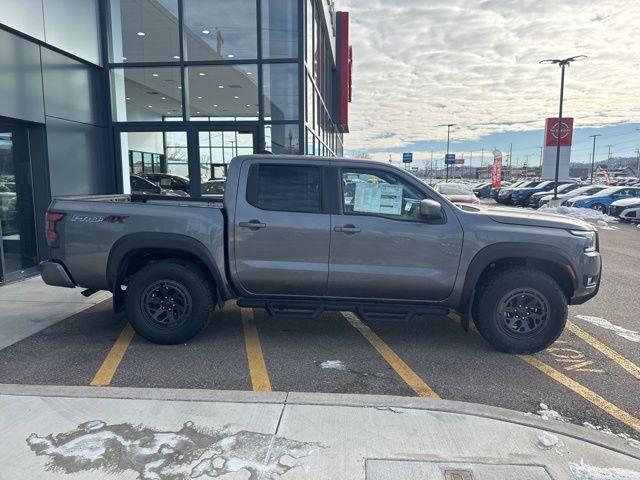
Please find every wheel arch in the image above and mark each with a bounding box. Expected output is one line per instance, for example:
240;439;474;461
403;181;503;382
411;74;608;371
460;243;577;315
106;233;229;311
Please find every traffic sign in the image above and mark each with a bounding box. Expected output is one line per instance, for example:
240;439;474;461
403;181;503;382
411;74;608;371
445;153;456;165
402;152;413;163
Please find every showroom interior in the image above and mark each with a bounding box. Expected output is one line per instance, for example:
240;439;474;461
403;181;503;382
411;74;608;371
0;0;351;283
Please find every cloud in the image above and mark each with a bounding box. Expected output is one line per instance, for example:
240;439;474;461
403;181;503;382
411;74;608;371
340;0;640;157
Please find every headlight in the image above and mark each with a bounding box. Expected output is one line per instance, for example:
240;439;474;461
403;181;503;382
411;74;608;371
570;230;597;252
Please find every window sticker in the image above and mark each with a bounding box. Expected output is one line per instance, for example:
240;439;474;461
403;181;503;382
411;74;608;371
353;182;403;215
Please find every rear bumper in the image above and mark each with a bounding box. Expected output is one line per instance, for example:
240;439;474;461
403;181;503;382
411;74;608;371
39;261;76;288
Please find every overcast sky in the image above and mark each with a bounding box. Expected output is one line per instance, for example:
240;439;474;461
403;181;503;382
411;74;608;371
340;0;640;166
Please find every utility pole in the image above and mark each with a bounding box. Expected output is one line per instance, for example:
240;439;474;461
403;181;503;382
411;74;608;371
607;145;613;160
429;150;434;181
636;148;640;178
508;143;513;179
540;55;587;199
438;124;455;182
589;134;601;184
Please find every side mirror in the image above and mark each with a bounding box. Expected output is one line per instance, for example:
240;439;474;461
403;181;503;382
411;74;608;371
420;199;443;220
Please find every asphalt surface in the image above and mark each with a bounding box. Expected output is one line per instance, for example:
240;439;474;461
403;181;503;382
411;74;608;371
0;215;638;442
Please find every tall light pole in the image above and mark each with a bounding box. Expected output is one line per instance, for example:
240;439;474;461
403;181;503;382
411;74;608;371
540;55;587;199
438;124;455;182
589;134;601;184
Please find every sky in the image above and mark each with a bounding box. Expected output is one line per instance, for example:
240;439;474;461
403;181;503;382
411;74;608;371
339;0;640;168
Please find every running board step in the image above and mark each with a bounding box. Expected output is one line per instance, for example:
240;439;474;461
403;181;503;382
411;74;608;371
236;298;448;322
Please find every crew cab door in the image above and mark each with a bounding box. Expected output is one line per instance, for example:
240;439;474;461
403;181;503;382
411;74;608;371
233;160;331;296
327;166;463;301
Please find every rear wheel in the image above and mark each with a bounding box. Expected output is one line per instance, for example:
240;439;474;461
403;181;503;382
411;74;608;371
473;267;567;353
125;261;214;344
592;203;606;213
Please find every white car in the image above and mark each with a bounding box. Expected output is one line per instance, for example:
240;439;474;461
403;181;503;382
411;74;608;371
609;197;640;222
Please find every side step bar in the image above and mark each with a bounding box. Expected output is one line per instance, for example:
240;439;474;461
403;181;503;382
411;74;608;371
236;298;449;323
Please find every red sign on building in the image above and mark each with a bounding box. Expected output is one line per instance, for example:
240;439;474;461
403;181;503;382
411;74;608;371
545;118;574;147
336;12;352;133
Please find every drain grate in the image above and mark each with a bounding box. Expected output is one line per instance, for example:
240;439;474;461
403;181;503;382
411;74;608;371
444;470;474;480
366;460;552;480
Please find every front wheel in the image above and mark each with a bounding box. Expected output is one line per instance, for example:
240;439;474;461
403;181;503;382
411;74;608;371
473;267;567;353
125;261;214;344
592;203;606;213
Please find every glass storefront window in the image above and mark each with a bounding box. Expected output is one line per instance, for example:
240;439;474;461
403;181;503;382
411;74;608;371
263;64;298;121
111;67;183;122
265;124;299;154
186;65;258;120
199;130;253;189
121;131;190;195
262;0;298;59
109;0;180;63
306;0;313;66
183;0;257;61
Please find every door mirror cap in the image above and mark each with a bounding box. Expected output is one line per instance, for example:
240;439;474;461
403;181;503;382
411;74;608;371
420;199;443;220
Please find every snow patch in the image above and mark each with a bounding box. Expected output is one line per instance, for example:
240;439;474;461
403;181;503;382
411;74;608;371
319;360;346;371
582;422;640;449
538;205;617;223
538;431;559;448
570;462;640;480
535;403;570;422
575;315;640;343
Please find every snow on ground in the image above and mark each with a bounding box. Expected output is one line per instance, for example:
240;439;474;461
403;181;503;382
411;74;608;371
570;462;640;480
582;422;640;449
537;431;560;448
575;315;640;343
537;205;617;225
319;360;346;371
533;403;570;422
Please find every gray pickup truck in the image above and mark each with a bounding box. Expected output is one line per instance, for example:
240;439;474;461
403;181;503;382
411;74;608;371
40;155;601;353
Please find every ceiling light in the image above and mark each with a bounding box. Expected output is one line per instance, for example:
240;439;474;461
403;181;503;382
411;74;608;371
196;111;201;114
246;71;252;75
218;85;224;89
173;55;180;60
246;104;251;107
227;54;235;58
178;86;182;89
136;31;145;36
213;104;218;107
126;97;131;100
161;97;166;100
202;29;210;34
147;105;153;108
199;72;206;76
233;95;239;99
152;73;159;77
122;57;127;61
197;96;203;99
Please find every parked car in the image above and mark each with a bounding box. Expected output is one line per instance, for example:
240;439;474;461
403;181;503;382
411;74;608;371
130;175;181;196
538;185;608;208
609;197;640;220
511;181;569;206
473;182;492;198
40;154;601;354
201;179;226;196
434;182;480;204
567;186;640;212
489;181;514;200
528;183;578;208
497;180;541;205
141;173;190;196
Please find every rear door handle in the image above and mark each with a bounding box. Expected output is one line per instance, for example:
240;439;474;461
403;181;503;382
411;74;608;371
239;220;266;229
334;224;361;234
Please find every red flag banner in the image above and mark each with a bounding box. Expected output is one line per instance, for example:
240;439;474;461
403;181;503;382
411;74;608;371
492;150;503;188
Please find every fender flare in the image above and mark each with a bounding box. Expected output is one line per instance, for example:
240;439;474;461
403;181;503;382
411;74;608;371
459;242;577;314
106;232;228;299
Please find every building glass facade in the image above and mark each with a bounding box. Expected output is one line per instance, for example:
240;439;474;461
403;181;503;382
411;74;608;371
0;0;348;282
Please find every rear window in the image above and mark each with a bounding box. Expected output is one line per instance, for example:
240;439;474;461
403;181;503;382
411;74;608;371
248;164;322;213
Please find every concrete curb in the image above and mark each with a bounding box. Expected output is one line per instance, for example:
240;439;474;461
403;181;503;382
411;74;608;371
1;383;638;460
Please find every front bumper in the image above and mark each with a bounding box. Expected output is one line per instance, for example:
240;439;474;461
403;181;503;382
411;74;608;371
39;261;76;288
569;250;602;305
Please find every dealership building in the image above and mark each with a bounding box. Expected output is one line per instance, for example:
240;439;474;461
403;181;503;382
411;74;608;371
0;0;351;283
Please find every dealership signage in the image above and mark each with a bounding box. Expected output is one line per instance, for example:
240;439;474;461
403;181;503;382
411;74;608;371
402;152;413;163
444;153;456;165
541;117;574;181
454;158;464;165
492;150;503;188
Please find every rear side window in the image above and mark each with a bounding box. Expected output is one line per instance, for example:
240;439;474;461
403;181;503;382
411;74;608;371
247;164;322;213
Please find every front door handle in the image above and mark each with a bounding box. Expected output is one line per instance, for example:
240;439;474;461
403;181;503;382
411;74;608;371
239;220;266;230
334;224;361;234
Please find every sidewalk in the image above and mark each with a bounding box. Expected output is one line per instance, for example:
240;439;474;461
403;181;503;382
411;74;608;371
0;275;111;350
0;384;638;480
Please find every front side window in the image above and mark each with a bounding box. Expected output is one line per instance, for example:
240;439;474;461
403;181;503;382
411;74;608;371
249;164;321;212
341;169;425;221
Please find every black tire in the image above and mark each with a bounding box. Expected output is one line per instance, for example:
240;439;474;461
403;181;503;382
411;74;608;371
592;203;605;213
473;267;567;354
125;261;214;344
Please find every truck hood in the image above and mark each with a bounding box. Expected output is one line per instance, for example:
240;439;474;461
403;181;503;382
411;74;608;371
481;208;593;231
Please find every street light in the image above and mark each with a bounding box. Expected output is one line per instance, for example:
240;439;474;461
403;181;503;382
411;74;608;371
589;134;601;184
437;124;455;182
540;55;587;199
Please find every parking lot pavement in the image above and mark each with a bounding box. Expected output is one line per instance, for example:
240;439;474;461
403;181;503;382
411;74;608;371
0;221;638;445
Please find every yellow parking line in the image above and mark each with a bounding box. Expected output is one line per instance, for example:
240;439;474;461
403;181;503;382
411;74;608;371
241;308;272;392
566;320;640;381
90;324;135;387
519;355;640;433
342;312;440;398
